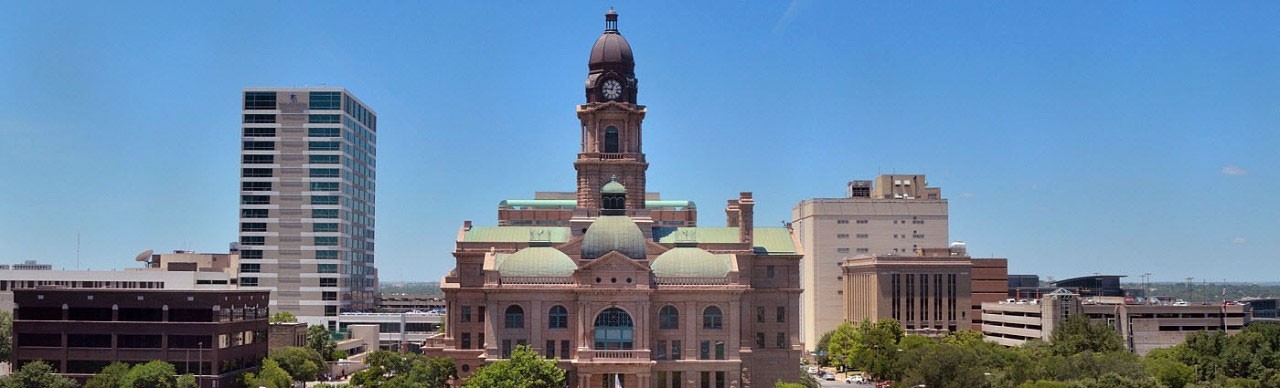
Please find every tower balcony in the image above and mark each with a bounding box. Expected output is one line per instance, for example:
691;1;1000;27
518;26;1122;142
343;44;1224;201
577;152;645;162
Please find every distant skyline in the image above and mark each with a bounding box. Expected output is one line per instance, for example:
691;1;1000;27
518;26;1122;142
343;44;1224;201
2;2;1277;282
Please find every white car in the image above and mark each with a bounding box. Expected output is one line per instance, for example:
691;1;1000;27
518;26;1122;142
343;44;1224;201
806;366;818;375
845;375;865;383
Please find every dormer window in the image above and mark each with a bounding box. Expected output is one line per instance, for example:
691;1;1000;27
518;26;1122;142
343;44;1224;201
604;127;619;153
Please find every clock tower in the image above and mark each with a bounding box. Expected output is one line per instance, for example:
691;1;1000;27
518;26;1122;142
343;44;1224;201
576;9;648;210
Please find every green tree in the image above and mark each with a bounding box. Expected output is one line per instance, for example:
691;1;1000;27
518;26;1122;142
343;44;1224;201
463;345;565;388
176;374;198;388
308;324;339;361
244;359;293;388
269;346;326;382
0;361;77;388
823;322;861;370
350;350;456;388
83;362;130;388
270;311;298;323
0;311;11;363
1144;356;1194;388
898;343;989;388
121;360;179;388
1048;316;1125;356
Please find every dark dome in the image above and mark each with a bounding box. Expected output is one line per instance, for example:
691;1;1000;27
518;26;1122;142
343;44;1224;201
588;10;634;74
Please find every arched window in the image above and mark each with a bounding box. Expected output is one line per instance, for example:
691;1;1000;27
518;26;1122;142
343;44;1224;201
593;307;634;350
659;305;679;330
702;306;723;330
504;305;524;329
604;126;619;153
548;305;568;329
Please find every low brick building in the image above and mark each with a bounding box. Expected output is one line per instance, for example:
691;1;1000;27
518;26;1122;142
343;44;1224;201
13;289;269;387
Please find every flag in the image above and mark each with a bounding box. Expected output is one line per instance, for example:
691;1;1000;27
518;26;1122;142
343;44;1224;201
614;374;623;388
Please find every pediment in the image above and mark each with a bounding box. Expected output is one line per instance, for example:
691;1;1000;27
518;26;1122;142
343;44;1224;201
580;251;650;272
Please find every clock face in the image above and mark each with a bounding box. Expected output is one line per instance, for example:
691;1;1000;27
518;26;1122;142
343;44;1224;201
602;79;623;100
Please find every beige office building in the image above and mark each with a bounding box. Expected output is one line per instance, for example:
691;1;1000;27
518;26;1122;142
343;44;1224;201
238;88;378;328
792;175;948;346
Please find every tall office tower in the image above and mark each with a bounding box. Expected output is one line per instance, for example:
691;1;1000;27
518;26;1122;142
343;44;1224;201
239;88;378;327
792;174;947;347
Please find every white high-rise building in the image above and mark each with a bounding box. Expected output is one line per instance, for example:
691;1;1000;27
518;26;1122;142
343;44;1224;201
239;88;378;328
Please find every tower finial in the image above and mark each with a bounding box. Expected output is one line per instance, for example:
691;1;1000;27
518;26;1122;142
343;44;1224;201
605;8;618;32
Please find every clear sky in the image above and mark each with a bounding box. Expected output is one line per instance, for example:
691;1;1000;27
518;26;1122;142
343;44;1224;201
2;1;1277;283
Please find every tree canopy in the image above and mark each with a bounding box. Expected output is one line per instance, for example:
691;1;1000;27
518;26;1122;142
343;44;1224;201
269;311;299;323
350;350;457;388
463;345;564;388
0;361;77;388
269;346;326;382
244;358;293;388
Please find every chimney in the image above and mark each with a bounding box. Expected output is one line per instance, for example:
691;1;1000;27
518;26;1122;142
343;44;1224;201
725;200;740;227
738;192;754;245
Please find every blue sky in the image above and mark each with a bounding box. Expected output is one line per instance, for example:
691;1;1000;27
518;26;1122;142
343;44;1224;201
1;1;1277;283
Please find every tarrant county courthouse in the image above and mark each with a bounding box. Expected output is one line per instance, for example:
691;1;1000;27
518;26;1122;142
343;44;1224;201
423;10;805;388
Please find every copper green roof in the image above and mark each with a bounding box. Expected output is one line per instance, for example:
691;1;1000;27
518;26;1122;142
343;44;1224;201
494;247;577;276
652;227;797;255
581;215;647;259
499;199;696;209
650;247;731;278
601;177;627;194
463;227;570;243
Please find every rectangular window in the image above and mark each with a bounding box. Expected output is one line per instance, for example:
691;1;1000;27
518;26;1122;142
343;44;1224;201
777;332;786;348
856;233;869;238
461;333;471;349
313;223;338;232
243;154;274;164
715;340;725;360
240;222;267;232
243;114;276;123
716;372;725;388
319;278;338;287
701;372;711;388
315;250;338;260
240;236;264;246
322;291;337;301
766;265;775;278
308;127;341;137
699;341;710;360
318;264;338;273
309;91;341;110
240;264;260;273
309;154;339;164
241;182;272;192
655;340;667;360
546;340;556;358
242;141;275;150
856;248;869;253
501;340;512;359
314;237;338;246
244;91;276;110
671;340;681;360
756;307;765;323
241;250;262;260
242;168;273;177
312;209;339;219
240;209;269;218
560;340;569;359
461;306;472;323
777;306;786;323
836;233;849;239
857;219;869;224
309;141;340;151
243;127;276;137
310;168;340;178
324;306;337;316
241;195;270;205
755;333;765;348
836;219;849;224
310;182;339;191
309;114;341;123
240;277;258;286
836;248;850;253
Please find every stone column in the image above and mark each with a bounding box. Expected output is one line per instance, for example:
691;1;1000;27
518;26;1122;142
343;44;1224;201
728;300;741;358
530;300;543;353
